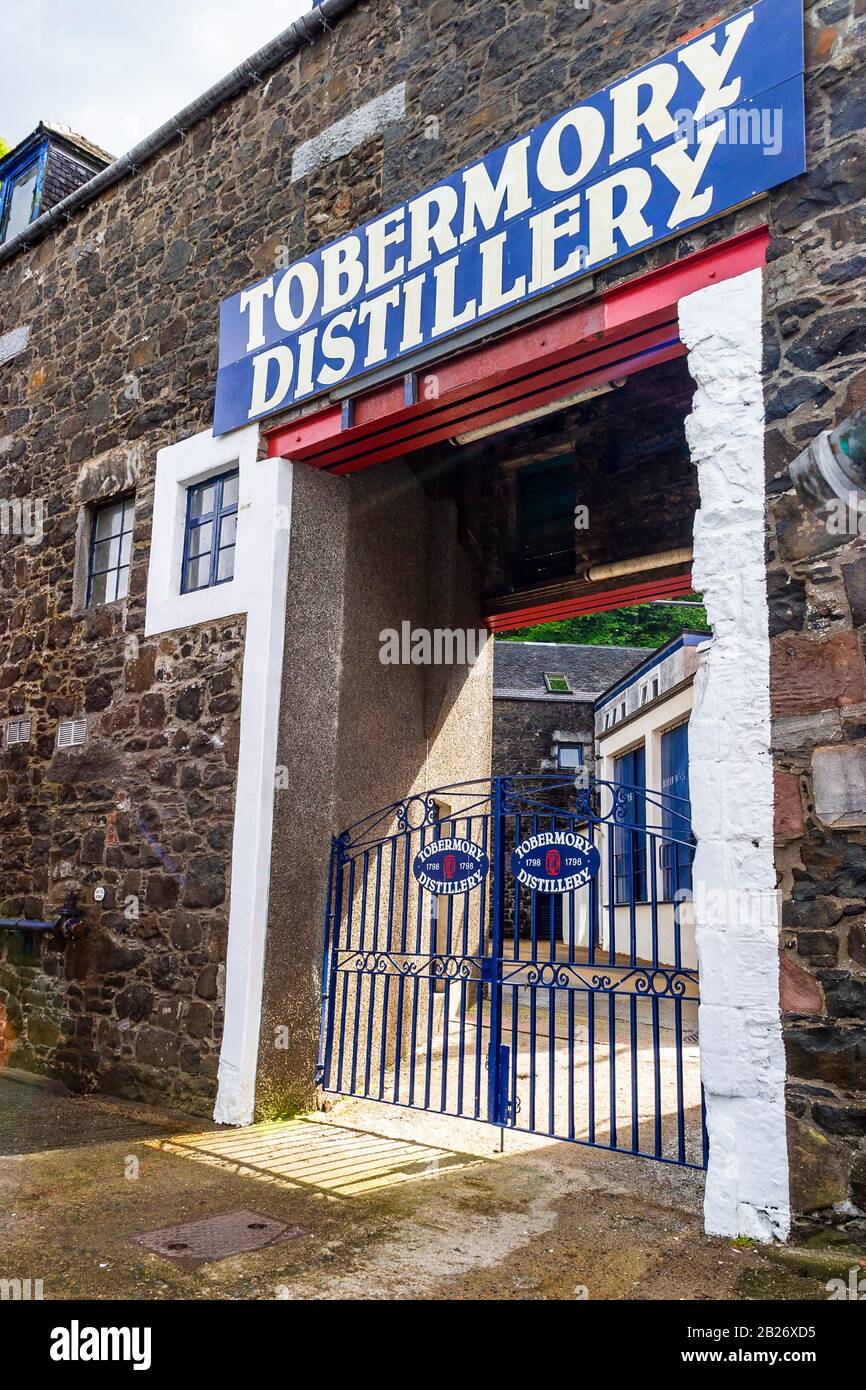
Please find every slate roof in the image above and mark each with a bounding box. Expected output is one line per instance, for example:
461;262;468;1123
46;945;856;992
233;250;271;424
0;122;114;173
493;641;653;701
41;122;115;166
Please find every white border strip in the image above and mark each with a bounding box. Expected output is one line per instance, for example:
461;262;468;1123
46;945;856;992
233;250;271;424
680;268;790;1241
145;426;292;1124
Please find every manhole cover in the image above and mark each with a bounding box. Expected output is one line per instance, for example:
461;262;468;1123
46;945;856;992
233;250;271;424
133;1210;307;1268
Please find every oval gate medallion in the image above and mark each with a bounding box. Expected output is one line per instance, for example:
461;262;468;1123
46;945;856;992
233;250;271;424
413;838;489;895
511;831;600;893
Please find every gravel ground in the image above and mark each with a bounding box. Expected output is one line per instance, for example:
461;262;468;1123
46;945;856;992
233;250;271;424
0;1073;855;1302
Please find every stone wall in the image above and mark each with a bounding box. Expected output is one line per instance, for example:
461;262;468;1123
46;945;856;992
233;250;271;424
759;0;866;1236
492;698;594;778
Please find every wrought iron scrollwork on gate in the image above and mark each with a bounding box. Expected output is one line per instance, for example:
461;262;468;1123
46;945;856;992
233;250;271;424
318;775;707;1170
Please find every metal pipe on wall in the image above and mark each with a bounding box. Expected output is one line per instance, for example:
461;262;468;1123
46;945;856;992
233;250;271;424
583;547;694;584
0;0;361;266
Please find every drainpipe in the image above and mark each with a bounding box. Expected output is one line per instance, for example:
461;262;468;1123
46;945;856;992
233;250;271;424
0;0;361;267
0;893;84;954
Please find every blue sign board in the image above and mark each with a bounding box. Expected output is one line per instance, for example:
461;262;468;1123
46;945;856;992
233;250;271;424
413;838;489;895
512;832;601;893
214;0;805;435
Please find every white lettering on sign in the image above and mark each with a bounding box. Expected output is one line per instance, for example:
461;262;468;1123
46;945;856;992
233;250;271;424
214;0;805;435
512;830;600;894
413;837;489;895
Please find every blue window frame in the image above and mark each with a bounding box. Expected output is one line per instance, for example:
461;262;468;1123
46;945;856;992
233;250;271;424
181;469;239;594
660;722;696;900
0;142;48;246
87;495;135;606
613;746;648;905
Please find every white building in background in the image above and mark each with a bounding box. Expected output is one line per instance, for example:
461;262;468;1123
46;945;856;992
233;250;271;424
593;631;707;970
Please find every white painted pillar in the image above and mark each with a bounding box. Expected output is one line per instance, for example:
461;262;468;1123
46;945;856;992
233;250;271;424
213;456;293;1125
145;425;293;1126
679;269;790;1241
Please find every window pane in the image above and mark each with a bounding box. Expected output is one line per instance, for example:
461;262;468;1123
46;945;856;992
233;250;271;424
222;472;239;507
94;501;123;541
2;164;39;244
217;546;235;582
187;521;212;558
119;531;132;566
93;536;121;574
189;482;217;519
89;570;110;606
116;566;130;601
218;513;237;548
185;553;211;591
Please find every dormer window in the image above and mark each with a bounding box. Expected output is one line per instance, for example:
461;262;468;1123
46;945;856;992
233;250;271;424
0;124;112;250
0;154;43;246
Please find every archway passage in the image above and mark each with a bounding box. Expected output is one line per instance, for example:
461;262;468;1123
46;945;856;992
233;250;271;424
319;773;705;1168
261;234;786;1236
279;281;708;1171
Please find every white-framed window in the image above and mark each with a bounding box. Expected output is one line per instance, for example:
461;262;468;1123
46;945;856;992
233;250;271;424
5;716;31;746
181;470;239;593
57;718;87;749
145;424;261;637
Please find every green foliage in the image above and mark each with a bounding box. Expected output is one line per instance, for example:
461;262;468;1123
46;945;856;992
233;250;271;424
0;138;9;159
497;596;710;648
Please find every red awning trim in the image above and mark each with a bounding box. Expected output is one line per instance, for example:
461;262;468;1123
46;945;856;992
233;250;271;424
484;572;696;632
266;226;769;474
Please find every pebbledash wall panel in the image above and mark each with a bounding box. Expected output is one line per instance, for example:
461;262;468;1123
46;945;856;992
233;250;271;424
0;0;862;1235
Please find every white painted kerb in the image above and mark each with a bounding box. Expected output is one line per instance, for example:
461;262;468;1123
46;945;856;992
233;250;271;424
679;268;790;1241
145;425;292;1125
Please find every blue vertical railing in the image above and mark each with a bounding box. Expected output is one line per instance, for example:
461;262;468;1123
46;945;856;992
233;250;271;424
317;775;705;1171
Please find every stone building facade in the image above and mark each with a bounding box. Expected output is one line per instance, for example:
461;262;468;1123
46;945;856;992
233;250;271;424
0;0;863;1240
492;639;651;776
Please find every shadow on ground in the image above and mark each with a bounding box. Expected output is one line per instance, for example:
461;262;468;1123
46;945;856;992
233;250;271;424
0;1074;854;1301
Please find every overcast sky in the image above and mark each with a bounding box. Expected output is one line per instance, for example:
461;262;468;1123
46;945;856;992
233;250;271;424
3;1;316;156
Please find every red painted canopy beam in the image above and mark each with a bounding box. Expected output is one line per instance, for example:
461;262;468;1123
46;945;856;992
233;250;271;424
266;226;769;474
484;572;696;632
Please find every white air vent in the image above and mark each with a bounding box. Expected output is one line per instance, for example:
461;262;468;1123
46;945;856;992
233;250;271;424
57;718;87;749
5;717;31;746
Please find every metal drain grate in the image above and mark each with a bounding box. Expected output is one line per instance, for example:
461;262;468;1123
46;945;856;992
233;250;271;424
133;1210;307;1268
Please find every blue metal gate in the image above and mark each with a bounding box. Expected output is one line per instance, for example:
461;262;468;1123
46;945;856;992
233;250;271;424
318;775;707;1169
